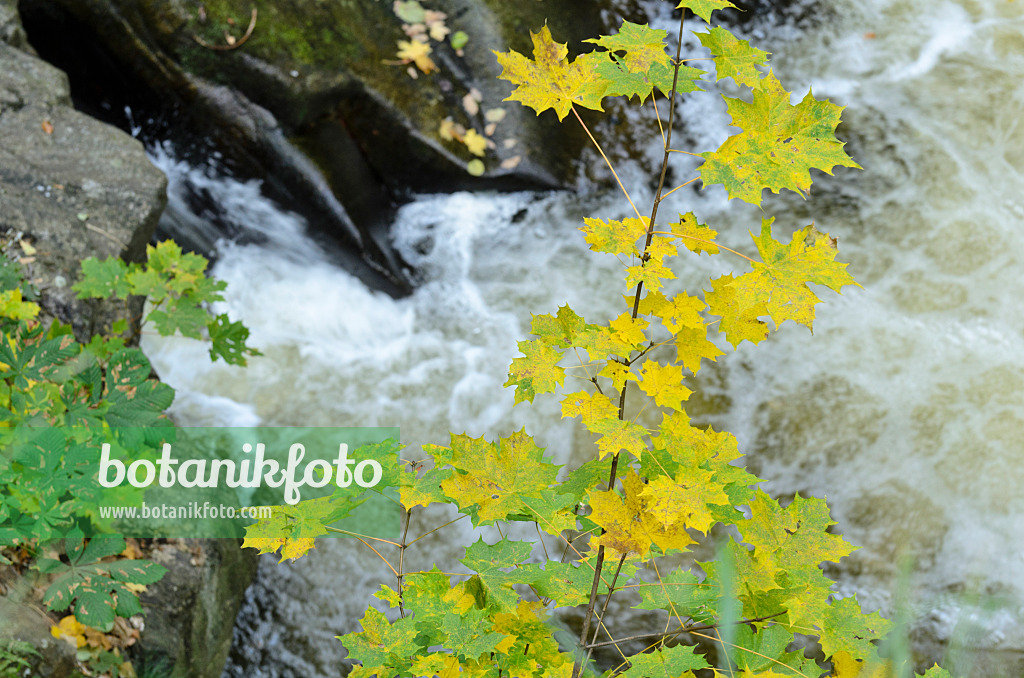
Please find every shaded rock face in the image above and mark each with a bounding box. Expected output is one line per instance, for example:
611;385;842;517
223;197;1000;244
0;0;165;341
137;539;259;678
16;0;631;294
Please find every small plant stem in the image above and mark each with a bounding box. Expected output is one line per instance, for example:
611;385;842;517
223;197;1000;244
406;514;467;546
584;611;787;650
650;230;757;263
354;537;399;577
667;148;705;157
323;526;401;546
571;106;643;220
659;176;700;200
397;508;413;618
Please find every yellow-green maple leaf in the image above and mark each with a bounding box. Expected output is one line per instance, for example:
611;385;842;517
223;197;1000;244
599;360;634;391
626;260;675;293
640;466;729;533
580;216;647;256
0;288;39;320
505;338;565;404
671;212;719;255
562;389;618;426
637;361;691;411
705;274;769;348
631;290;706;333
588;416;648;460
677;0;738;22
697;26;770;89
673;325;726;373
699;71;861;206
608;313;648;353
727;219;859;331
494;26;609;121
440;430;559;525
585;21;670;72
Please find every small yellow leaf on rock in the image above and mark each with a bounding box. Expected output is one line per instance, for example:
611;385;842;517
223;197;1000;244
397;39;437;73
463;128;487;156
467;159;485;176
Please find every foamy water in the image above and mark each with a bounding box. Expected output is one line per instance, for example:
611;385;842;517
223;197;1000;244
141;1;1024;674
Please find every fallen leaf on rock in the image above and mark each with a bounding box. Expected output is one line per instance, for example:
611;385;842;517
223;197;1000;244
41;120;54;134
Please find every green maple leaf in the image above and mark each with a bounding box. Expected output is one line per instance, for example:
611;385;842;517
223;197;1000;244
697;26;770;89
460;537;535;611
338;607;419;677
814;595;892;661
584;21;704;101
505;338;565;404
494;25;610;121
207;314;260;365
73;257;130;299
440;430;560;525
699;71;861;205
633;567;718;614
621;643;711;676
586;21;670;72
677;0;738;22
727;219;859;331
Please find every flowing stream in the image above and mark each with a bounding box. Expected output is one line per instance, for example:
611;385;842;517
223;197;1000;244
138;0;1024;675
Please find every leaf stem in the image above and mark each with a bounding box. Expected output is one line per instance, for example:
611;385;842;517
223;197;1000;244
571;106;643;221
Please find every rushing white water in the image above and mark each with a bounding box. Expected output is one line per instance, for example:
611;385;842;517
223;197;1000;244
140;0;1024;675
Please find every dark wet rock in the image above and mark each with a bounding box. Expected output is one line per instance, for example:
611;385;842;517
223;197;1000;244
16;0;634;293
0;3;166;341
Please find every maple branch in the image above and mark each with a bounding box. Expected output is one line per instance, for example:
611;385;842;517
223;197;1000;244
571;106;643;221
582;554;628;669
397;507;413;618
354;537;399;578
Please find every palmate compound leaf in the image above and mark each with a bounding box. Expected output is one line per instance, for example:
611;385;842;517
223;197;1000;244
721;219;859;332
699;71;861;206
697;25;770;89
494;25;609;121
439;430;561;526
677;0;739;22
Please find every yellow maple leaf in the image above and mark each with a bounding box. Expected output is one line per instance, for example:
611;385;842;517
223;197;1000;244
494;25;610;121
397;39;438;73
636;361;692;411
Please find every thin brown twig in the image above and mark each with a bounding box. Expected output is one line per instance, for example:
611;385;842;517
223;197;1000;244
192;8;258;51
